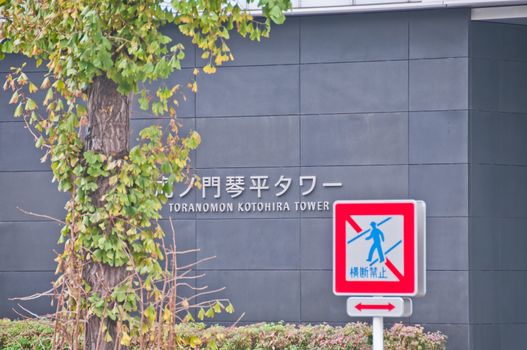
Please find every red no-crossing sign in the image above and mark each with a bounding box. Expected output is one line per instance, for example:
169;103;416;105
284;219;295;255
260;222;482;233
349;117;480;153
333;200;426;296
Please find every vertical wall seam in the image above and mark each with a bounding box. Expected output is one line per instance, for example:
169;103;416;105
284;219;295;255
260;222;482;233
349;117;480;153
193;41;199;316
407;15;413;324
466;16;473;350
407;15;411;200
298;15;303;323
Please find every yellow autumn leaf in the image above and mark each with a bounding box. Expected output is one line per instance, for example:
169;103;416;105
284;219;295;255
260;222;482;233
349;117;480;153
40;77;51;89
188;81;198;93
120;332;131;346
189;336;202;348
28;82;38;93
179;15;193;24
203;64;216;74
162;308;172;322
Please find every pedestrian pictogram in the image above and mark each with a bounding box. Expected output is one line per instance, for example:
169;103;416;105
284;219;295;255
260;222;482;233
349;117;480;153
333;200;426;296
366;221;386;263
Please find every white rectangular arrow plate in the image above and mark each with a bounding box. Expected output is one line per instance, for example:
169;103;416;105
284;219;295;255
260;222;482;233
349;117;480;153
346;297;412;318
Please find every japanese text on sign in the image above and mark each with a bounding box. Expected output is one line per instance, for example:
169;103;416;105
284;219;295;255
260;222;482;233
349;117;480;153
161;175;343;214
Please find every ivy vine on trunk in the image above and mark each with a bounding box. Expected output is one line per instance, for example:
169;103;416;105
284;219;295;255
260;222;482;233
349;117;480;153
83;75;131;349
0;0;290;349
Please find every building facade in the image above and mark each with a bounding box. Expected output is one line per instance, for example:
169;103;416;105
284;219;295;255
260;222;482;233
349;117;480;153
1;4;527;349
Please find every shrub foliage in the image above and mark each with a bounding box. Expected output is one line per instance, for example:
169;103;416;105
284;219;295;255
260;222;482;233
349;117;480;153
0;319;446;350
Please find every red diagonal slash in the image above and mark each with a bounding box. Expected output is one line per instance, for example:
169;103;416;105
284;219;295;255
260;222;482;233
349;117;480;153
346;216;363;233
385;258;404;281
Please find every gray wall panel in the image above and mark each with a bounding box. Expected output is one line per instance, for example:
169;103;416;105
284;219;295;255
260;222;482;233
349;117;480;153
500;324;527;350
0;121;48;171
469;217;499;271
471;60;527;114
469;21;527;349
409;9;469;59
0;172;67;221
471;22;527;62
470;59;499;112
300;218;332;269
196;116;299;168
300;270;349;323
410;271;469;324
496;218;527;270
470;164;527;218
158;219;197;269
470;217;527;271
409;164;468;217
470;270;499;325
409;111;468;164
498;60;527;114
427;217;468;270
470;324;501;350
301;113;408;166
301;61;408;114
471;111;527;166
409;58;468;111
197;65;299;117
300;12;408;63
470;22;502;60
0;272;55;318
196;219;299;269
497;271;527;324
0;221;61;271
196;270;300;322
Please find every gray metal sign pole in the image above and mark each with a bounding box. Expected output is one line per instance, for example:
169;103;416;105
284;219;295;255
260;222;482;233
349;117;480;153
347;296;413;350
335;200;427;350
373;316;383;350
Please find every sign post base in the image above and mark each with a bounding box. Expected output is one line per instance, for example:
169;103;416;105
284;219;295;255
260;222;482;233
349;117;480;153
373;316;383;350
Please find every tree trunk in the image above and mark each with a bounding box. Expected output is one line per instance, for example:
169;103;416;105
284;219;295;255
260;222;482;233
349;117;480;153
83;75;132;350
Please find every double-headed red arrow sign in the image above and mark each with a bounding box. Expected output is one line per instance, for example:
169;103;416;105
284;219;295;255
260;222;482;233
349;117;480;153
355;302;395;312
346;297;412;318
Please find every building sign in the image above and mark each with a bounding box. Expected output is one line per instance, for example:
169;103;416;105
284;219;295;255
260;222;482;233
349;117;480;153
333;200;426;296
162;175;343;214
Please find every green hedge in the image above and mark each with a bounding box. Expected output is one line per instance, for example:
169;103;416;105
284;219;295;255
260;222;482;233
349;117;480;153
0;319;53;350
0;319;446;350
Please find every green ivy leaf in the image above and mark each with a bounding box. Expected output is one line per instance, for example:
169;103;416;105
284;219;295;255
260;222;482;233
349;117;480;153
35;136;44;148
198;308;205;321
25;98;37;111
138;89;149;111
270;5;286;24
14;103;23;117
225;303;235;314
